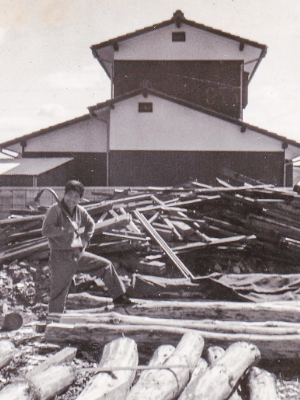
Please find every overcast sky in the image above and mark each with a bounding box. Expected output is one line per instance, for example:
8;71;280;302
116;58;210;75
1;0;300;145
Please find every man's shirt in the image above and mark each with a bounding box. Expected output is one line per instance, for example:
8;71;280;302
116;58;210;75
42;202;95;250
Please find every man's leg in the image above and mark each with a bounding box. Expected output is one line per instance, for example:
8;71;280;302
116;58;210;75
49;250;77;313
76;251;126;300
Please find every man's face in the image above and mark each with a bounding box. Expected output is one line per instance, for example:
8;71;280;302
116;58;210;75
64;190;81;211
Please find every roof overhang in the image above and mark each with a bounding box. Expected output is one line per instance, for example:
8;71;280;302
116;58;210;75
0;157;73;176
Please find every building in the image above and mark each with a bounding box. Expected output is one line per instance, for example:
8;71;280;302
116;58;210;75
1;10;299;187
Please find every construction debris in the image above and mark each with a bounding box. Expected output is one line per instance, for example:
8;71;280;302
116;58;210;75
0;182;300;398
1;182;300;276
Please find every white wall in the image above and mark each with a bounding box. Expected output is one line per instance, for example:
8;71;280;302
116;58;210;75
109;93;286;153
7;117;107;154
97;23;262;77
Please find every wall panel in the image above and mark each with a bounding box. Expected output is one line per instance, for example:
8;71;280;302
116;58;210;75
109;150;284;186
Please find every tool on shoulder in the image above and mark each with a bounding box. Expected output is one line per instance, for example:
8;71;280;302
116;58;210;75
34;187;80;236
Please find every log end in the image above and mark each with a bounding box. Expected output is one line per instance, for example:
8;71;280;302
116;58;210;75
2;312;23;331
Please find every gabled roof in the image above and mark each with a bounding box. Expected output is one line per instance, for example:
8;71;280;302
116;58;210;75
0;158;73;176
88;86;300;151
91;10;267;81
0;114;91;150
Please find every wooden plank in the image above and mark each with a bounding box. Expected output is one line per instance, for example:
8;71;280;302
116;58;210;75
134;210;192;278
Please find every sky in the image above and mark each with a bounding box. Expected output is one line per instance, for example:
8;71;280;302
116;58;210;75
1;0;300;146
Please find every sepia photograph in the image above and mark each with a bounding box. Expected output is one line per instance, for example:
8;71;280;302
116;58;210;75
0;0;300;398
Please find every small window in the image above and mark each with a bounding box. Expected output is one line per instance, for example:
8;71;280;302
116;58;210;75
172;32;186;42
139;102;153;112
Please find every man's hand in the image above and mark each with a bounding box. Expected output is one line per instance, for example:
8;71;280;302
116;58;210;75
66;221;79;233
81;238;89;251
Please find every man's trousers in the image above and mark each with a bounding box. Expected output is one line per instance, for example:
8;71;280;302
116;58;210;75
48;249;126;313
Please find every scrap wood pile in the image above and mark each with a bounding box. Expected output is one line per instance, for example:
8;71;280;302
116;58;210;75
1;181;300;277
0;331;297;399
2;181;300;310
1;182;300;398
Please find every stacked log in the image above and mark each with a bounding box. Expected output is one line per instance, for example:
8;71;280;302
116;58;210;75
126;331;204;399
0;334;283;399
178;342;260;400
46;298;300;360
246;366;279;400
77;337;138;400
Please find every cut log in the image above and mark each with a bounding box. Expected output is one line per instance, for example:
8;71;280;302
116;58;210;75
45;322;196;359
0;347;77;400
0;312;23;331
177;357;208;400
126;331;204;400
25;346;77;380
129;344;175;391
0;304;8;315
76;337;138;400
184;342;260;400
0;381;31;400
205;346;242;400
247;366;280;400
0;340;15;369
27;364;75;400
58;311;300;337
65;295;300;323
206;346;225;365
66;293;112;309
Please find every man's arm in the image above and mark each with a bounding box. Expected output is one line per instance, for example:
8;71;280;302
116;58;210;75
42;205;69;238
80;208;95;244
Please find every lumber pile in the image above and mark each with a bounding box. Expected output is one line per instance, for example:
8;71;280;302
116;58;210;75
1;182;300;278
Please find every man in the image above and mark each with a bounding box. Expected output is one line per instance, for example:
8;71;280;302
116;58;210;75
42;180;132;314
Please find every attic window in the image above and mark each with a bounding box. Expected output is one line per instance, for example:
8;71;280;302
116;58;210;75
172;32;186;42
139;102;153;112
